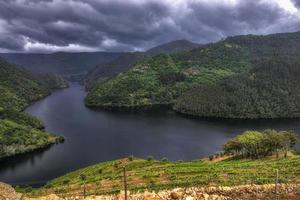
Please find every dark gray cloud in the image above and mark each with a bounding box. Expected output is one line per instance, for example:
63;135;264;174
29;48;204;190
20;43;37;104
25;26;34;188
0;0;299;53
293;0;300;7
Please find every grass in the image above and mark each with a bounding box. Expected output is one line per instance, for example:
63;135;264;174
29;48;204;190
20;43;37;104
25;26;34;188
23;153;300;197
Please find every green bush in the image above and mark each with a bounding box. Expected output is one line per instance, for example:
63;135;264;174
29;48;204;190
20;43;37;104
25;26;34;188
147;156;154;162
224;130;299;159
161;157;168;162
128;155;134;161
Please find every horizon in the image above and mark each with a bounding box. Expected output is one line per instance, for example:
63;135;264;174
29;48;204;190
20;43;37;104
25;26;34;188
1;30;299;54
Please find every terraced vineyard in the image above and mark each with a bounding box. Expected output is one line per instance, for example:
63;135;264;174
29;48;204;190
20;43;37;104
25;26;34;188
24;154;300;197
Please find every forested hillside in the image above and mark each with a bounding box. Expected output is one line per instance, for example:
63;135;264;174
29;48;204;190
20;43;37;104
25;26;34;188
84;40;200;90
0;58;63;159
174;59;300;119
85;31;300;110
84;52;146;90
146;39;201;56
0;52;124;81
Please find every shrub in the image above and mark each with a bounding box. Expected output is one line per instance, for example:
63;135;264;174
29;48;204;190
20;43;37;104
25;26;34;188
209;155;214;161
128;155;134;161
147;156;154;162
161;157;168;162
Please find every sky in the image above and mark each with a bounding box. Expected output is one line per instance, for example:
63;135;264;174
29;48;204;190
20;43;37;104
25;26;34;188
0;0;299;53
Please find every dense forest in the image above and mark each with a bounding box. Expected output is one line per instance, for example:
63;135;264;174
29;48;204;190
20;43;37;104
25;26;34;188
174;59;300;118
85;31;300;115
0;58;65;159
84;40;200;90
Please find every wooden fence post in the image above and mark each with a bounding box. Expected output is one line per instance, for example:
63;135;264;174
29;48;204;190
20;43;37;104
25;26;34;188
123;167;128;200
275;169;279;196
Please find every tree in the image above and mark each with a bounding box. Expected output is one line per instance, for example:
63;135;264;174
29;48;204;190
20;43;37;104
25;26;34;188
279;131;299;158
80;174;87;198
223;130;299;159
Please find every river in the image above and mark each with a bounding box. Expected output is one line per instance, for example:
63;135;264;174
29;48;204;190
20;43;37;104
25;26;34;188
1;83;300;186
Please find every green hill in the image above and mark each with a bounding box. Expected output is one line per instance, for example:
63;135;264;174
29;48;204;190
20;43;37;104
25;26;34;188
84;40;200;90
174;59;300;119
0;58;64;159
85;31;300;110
0;52;124;81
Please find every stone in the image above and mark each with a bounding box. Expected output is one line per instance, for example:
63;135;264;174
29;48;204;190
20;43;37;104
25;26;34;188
184;195;194;200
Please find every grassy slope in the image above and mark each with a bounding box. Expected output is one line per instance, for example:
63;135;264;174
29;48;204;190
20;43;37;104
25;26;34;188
86;32;300;109
26;154;300;196
0;58;63;159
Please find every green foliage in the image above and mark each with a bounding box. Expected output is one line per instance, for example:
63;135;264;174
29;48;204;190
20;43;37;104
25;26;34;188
38;74;69;90
223;130;299;159
161;157;168;162
0;58;64;158
27;154;300;196
0;119;59;158
175;59;300;118
1;109;44;129
128;155;134;161
147;156;154;162
86;31;300;110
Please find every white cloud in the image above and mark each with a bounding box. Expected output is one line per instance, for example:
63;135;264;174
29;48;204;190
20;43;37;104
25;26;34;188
24;38;99;53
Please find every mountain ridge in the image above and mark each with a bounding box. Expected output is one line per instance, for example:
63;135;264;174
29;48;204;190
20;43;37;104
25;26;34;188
85;31;300;119
84;39;201;89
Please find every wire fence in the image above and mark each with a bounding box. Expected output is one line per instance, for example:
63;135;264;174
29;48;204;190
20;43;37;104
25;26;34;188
27;167;300;199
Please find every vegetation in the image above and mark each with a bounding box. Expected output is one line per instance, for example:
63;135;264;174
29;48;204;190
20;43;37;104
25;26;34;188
22;129;300;197
0;52;124;81
85;40;200;90
25;153;300;197
0;119;62;159
223;130;299;159
174;59;300;118
0;58;64;159
86;31;300;115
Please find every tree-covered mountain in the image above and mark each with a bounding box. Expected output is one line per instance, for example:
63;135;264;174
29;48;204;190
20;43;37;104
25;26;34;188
0;58;63;159
85;31;300;111
174;59;300;119
84;40;200;90
0;52;124;81
84;52;146;90
146;39;201;56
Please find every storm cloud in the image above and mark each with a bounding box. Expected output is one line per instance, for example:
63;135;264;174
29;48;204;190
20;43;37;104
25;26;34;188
0;0;299;53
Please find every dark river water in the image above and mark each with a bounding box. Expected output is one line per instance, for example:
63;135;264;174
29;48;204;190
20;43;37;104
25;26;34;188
1;83;300;186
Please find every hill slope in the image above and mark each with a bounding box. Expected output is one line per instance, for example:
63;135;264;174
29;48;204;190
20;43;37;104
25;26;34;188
0;52;124;81
174;59;300;119
85;31;300;109
146;39;201;56
84;52;147;90
0;58;63;159
84;40;200;90
25;155;300;197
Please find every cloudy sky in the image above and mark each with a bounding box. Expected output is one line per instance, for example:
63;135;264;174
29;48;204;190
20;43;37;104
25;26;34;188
0;0;299;53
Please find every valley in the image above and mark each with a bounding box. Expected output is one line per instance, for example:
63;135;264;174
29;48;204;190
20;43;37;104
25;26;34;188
1;31;300;199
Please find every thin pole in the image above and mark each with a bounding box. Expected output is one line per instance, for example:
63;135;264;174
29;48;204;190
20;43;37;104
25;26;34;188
275;169;279;195
123;167;128;200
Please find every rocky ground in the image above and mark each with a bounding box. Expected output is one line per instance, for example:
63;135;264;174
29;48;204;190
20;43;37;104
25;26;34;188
0;182;22;200
1;182;300;200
